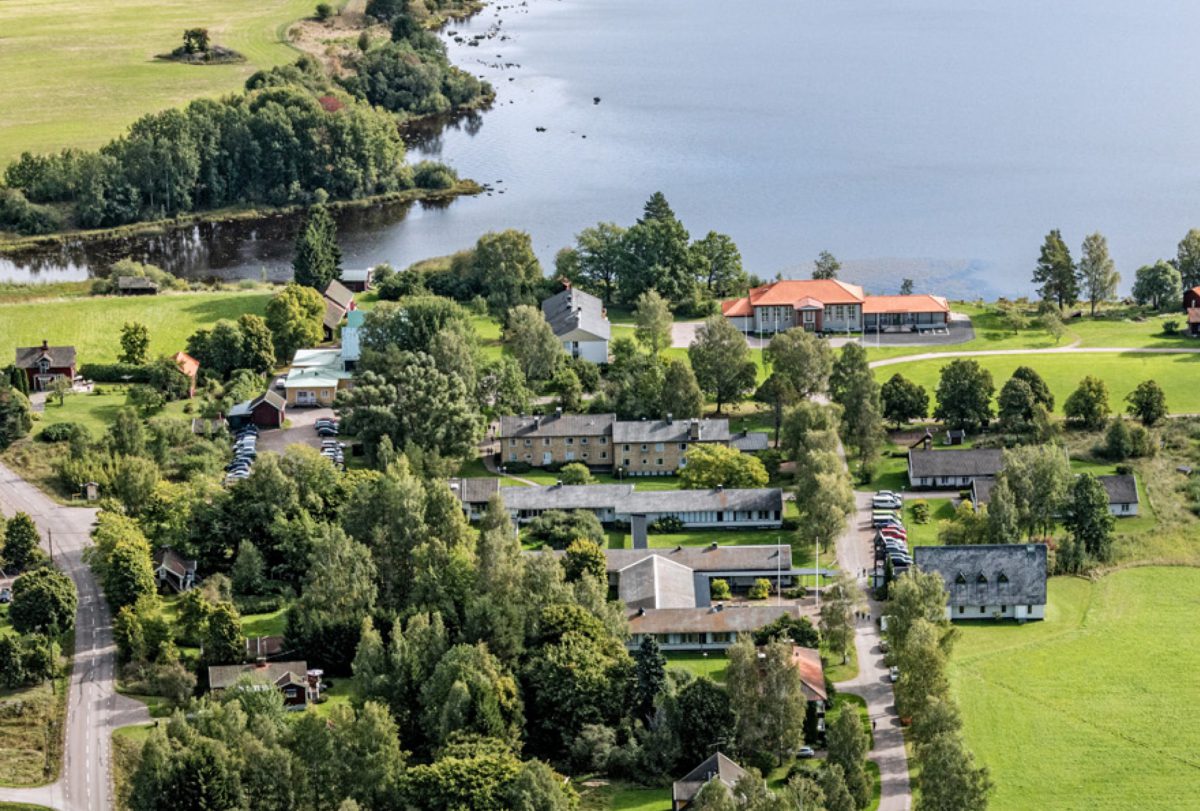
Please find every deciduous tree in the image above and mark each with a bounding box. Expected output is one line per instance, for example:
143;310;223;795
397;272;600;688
812;250;840;280
1063;375;1110;430
2;512;40;571
1126;379;1167;426
691;231;747;298
915;732;992;811
1176;228;1200;290
504;305;562;384
933;359;994;431
266;283;325;361
678;444;768;489
119;321;150;365
1064;473;1115;562
471;230;542;316
689;315;757;413
881;373;928;428
10;568;77;636
633;289;673;355
1079;232;1119;316
1132;260;1182;311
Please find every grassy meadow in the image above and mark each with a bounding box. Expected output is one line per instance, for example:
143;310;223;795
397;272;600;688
0;0;317;166
0;290;271;364
950;568;1200;811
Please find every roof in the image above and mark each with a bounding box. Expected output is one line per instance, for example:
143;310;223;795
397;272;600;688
448;477;502;505
601;544;792;575
173;351;200;378
789;645;828;702
207;661;309;691
744;279;866;307
502;484;635;512
908;448;1004;479
862;294;950;314
542;286;611;341
970;477;996;506
618;555;697;610
721;296;753;317
14;343;76;370
631;604;798;635
500;412;615;438
323;298;345;331
1098;474;1138;504
1188;308;1200;324
913;544;1048;607
612;417;730;443
251;390;286;412
285;366;351;389
116;276;158;290
625;487;784;516
291;348;344;368
323;279;355;310
731;431;770;452
673;753;746;809
340;268;370;283
228;400;253;418
153;548;197;578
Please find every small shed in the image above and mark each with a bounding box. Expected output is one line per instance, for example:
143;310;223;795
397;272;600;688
339;268;372;293
944;428;966;446
154;548;198;592
249;390;286;428
116;276;159;295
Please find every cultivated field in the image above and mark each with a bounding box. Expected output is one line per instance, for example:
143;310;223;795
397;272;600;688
0;0;316;166
950;568;1200;811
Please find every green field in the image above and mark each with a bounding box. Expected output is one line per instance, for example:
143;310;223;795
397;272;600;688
0;290;272;365
0;0;318;166
875;352;1200;415
901;498;955;546
950;568;1200;810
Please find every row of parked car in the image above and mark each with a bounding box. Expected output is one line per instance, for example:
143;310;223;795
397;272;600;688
871;490;913;570
315;418;344;468
224;425;258;484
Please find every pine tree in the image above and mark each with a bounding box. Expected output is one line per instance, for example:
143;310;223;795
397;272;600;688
292;205;342;290
1031;229;1079;309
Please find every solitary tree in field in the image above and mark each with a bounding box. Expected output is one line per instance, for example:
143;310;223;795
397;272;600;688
119;321;150;365
1032;229;1079;309
934;359;994;431
1132;260;1182;311
1177;228;1200;290
1011;365;1054;411
812;250;841;280
182;28;211;54
1063;375;1110;430
1126;379;1167;426
881;373;929;428
1079;232;1119;316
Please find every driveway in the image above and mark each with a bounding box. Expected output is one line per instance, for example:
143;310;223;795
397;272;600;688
0;461;149;811
256;406;336;454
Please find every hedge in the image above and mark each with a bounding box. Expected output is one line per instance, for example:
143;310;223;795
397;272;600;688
79;363;153;384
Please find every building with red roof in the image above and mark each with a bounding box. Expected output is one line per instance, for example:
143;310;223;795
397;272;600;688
721;279;949;335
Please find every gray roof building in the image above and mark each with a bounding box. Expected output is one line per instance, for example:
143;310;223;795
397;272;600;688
448;477;502;507
14;342;76;371
542;286;611;341
631;604;799;637
731;431;770;452
502;483;634;513
1099;474;1138;505
323;279;355;311
496;484;784;526
626;487;783;516
619;555;697;610
613;417;731;444
500;412;615;439
914;544;1047;609
672;753;746;811
601;544;792;575
908;448;1004;481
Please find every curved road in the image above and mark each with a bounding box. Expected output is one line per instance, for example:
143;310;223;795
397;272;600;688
868;344;1200;369
0;461;148;811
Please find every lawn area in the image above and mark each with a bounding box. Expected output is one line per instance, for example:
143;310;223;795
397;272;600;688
949;568;1200;810
579;782;671;811
471;314;505;360
873;352;1200;415
0;290;272;364
901;498;955;547
664;652;729;682
0;0;319;166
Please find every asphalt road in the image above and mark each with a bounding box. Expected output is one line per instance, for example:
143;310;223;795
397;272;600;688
0;461;148;811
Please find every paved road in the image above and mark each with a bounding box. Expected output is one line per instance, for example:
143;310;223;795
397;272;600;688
0;461;148;811
834;488;912;811
869;343;1200;369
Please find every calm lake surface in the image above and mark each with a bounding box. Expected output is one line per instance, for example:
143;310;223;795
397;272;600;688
5;0;1200;297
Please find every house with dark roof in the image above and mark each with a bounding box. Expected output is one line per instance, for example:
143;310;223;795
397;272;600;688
500;411;615;469
731;431;770;452
116;275;158;295
914;543;1048;622
207;660;320;707
339;268;372;293
972;473;1139;517
14;340;76;392
613;417;731;476
154;548;197;592
448;477;502;520
495;483;784;529
672;753;746;810
542;282;610;364
907;448;1003;489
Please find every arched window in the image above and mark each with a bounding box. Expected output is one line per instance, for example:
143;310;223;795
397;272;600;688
955;572;967;585
976;573;988;585
997;572;1009;584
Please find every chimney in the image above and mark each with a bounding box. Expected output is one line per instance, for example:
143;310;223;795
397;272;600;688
666;412;673;424
637;607;646;616
714;603;724;612
922;431;932;451
555;480;563;488
534;415;542;428
689;418;701;440
716;484;724;493
555;406;563;418
41;339;48;350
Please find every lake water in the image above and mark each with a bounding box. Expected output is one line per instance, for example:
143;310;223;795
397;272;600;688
5;0;1200;298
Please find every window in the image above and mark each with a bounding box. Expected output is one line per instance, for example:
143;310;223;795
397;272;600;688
976;573;988;584
997;572;1008;584
600;437;607;445
543;438;551;446
565;437;574;445
655;442;664;452
623;459;630;467
582;452;589;459
524;439;532;446
679;443;687;451
641;444;648;452
509;452;516;462
623;444;630;452
656;458;664;466
601;452;608;460
581;437;588;445
958;606;965;614
509;439;516;447
1000;605;1007;612
954;573;967;585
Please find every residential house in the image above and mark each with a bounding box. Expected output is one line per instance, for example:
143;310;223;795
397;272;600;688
496;483;784;529
321;279;356;341
788;645;828;733
227;390;286;430
731;431;770;452
116;276;158;295
907;448;1003;489
971;473;1140;517
14;340;76;392
542;283;610;364
1184;285;1200;311
339;268;372;293
207;661;320;708
448;477;501;520
174;351;200;398
913;543;1048;622
672;753;746;811
284;347;353;407
499;412;615;469
721;279;949;335
613;417;731;476
154;548;197;592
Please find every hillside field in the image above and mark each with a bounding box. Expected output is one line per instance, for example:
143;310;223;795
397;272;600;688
950;568;1200;811
0;0;316;166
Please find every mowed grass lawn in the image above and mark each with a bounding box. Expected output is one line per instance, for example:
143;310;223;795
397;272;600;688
0;0;317;165
950;568;1200;811
0;291;271;364
875;352;1200;415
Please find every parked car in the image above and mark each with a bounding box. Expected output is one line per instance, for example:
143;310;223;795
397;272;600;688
877;525;907;537
889;666;900;682
796;746;815;759
0;587;12;604
875;489;903;502
873;515;904;529
879;639;889;653
872;494;903;510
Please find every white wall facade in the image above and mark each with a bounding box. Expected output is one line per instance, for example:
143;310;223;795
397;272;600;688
944;603;1046;622
1110;502;1139;516
822;304;862;331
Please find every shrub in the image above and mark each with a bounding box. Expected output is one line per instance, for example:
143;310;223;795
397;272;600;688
1129;424;1155;458
79;362;152;384
747;578;772;600
782;585;808;600
315;3;333;20
911;499;931;524
0;188;62;235
558;462;594;485
38;422;89;443
1163;319;1181;335
709;578;732;600
649;515;684;533
504;461;531;474
413;161;458;190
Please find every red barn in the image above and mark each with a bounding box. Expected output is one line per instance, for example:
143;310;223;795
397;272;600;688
14;340;76;392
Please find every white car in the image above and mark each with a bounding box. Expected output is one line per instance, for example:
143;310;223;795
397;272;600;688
872;495;903;510
889;666;900;683
875;490;904;502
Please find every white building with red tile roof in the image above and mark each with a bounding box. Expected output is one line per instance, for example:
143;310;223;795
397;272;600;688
722;280;949;335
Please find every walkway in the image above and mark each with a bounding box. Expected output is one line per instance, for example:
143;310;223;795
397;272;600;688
0;461;149;811
869;343;1200;369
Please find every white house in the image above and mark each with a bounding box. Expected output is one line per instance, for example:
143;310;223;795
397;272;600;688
908;448;1004;489
542;283;610;364
1099;474;1140;516
914;544;1048;622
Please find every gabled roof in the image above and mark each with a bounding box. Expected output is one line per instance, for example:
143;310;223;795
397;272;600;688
721;296;753;317
908;448;1003;479
323;298;346;331
914;544;1048;606
251;390;286;412
601;544;792;575
731;432;769;452
746;279;866;307
501;484;635;512
173;351;200;379
541;285;611;341
448;477;501;505
323;279;355;310
626;487;783;516
789;645;828;702
153;548;197;578
673;752;746;809
284;366;351;389
340;269;371;283
613;417;730;443
208;661;309;691
1098;474;1138;504
500;412;615;438
291;348;344;368
14;342;76;370
862;294;950;314
618;555;697;610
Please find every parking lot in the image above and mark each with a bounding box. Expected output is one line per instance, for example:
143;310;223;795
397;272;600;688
256;407;337;454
